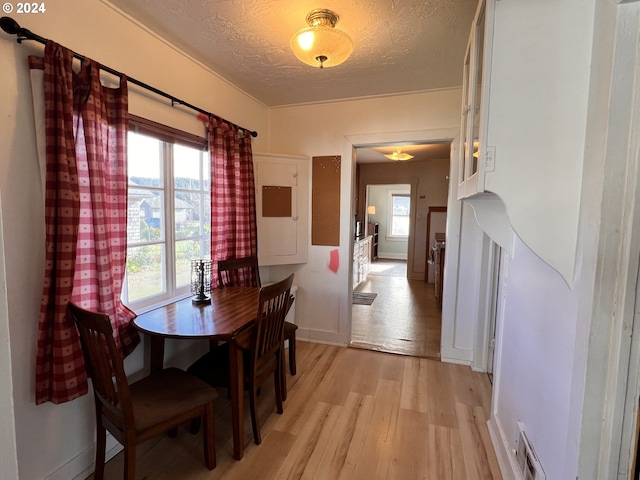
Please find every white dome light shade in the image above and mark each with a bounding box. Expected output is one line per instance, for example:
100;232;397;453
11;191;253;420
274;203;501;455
290;9;354;68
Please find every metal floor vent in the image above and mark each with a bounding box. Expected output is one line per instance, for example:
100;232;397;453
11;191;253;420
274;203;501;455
515;422;546;480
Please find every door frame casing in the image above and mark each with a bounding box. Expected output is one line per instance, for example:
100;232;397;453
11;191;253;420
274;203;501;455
576;1;640;478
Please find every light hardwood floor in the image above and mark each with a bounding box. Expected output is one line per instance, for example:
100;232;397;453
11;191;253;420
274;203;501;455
93;342;501;479
351;259;442;359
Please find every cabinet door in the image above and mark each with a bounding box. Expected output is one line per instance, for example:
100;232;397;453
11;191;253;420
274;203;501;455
458;0;492;199
255;154;309;266
258;162;297;256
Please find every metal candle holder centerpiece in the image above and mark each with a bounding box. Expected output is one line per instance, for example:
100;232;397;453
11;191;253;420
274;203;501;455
190;259;212;305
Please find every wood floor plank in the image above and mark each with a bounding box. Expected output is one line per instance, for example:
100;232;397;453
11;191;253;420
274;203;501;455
387;408;431;480
456;403;502;480
343;378;401;480
426;423;469;480
400;355;430;413
425;358;459;428
308;392;374;480
272;401;337;479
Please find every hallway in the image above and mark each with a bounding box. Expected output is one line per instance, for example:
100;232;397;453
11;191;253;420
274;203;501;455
350;259;441;359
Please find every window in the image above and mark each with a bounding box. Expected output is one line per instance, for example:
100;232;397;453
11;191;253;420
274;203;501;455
124;119;210;309
388;191;410;238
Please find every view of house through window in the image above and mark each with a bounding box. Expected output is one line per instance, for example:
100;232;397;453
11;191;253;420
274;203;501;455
124;129;210;309
389;191;410;237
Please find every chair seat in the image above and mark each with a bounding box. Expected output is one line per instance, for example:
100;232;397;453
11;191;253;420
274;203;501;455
130;367;218;432
284;321;298;335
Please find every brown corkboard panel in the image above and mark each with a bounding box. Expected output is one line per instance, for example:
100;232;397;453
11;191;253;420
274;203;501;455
262;186;292;217
312;156;341;246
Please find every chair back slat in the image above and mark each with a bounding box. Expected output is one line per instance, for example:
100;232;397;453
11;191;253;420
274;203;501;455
68;302;132;427
252;274;294;371
217;256;261;288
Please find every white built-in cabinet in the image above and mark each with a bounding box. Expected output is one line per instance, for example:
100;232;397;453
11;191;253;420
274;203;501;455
455;0;587;286
353;236;372;289
254;153;309;266
457;0;516;261
458;0;492;199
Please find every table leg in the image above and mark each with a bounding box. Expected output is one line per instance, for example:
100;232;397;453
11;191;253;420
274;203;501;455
229;340;244;460
149;336;165;373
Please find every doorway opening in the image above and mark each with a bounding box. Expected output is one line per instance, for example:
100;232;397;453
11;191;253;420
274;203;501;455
349;141;451;359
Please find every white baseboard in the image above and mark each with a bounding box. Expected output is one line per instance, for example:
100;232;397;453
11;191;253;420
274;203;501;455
487;415;522;480
440;345;473;365
296;327;349;347
378;253;408;260
50;432;122;480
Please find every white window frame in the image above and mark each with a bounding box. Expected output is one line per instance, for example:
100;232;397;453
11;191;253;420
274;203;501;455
386;190;411;240
123;121;209;312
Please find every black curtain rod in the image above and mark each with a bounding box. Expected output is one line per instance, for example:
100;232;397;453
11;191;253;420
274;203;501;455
0;16;258;138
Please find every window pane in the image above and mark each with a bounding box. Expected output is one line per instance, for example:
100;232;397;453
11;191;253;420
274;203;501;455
128;133;162;188
174;144;204;190
393;195;410;216
389;193;410;237
175;192;208;240
128;189;164;243
392;216;410;236
126;244;165;301
175;239;206;288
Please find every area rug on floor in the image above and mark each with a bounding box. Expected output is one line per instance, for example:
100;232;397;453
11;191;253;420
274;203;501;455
352;292;377;305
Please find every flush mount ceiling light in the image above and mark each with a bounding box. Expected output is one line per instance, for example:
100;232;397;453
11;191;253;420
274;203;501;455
384;148;414;161
290;9;354;69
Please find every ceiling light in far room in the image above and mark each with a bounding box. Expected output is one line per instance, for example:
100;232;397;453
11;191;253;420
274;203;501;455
384;148;414;161
290;9;354;69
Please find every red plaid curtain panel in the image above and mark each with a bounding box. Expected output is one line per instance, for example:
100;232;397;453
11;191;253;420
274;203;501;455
209;119;258;287
32;41;139;405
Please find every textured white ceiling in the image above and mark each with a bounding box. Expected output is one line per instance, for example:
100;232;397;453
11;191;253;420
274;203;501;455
105;0;478;107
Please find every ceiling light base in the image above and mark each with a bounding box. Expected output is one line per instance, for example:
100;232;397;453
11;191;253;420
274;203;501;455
306;9;339;28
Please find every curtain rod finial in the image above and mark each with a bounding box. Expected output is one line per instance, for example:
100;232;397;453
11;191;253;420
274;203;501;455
0;16;21;35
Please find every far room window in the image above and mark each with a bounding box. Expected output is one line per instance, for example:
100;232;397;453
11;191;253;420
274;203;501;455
388;191;410;238
123;117;210;310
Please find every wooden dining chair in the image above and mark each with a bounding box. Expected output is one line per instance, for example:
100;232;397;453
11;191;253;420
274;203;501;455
68;302;217;480
217;256;299;385
188;273;294;445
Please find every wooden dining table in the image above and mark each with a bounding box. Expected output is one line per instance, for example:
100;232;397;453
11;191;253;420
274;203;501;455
132;287;260;460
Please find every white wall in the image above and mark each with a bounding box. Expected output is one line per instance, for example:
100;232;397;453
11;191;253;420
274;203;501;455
491;238;581;480
0;195;18;480
266;91;461;345
0;1;268;478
